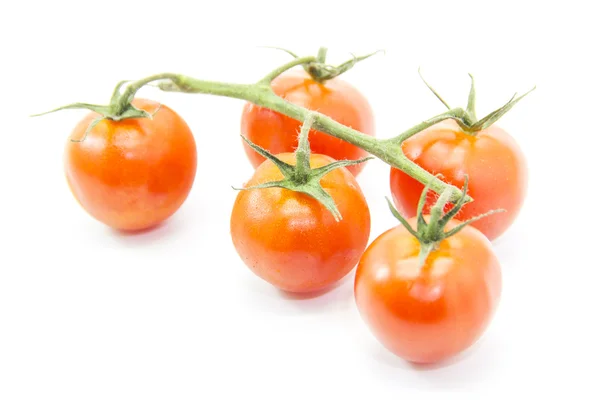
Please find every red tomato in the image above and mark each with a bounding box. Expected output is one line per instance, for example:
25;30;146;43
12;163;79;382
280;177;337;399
65;98;197;231
240;70;375;176
390;119;527;240
230;153;371;293
354;216;502;364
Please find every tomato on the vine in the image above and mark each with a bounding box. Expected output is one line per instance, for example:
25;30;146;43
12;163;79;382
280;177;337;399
240;70;375;176
230;151;371;293
355;185;502;364
65;98;197;231
390;119;527;240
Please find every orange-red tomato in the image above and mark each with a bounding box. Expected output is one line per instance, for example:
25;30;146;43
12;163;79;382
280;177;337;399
354;217;502;364
230;153;371;293
240;70;375;176
65;98;197;231
390;120;527;241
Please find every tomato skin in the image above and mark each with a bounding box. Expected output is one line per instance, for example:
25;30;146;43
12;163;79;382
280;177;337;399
230;153;371;293
64;98;197;231
240;70;375;176
390;120;527;241
354;217;502;364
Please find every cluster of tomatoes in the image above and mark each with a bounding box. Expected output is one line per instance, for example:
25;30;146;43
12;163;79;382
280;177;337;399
55;58;528;365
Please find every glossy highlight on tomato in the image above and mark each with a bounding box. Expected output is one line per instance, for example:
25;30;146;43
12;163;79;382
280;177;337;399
354;217;502;364
230;153;371;293
390;120;527;240
241;70;375;176
64;98;197;231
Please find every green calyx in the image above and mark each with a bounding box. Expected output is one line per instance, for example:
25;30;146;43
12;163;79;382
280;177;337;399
418;68;536;134
31;79;160;142
237;112;372;222
265;46;384;83
386;176;504;266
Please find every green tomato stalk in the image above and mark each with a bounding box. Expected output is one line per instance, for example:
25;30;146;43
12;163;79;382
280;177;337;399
33;46;534;206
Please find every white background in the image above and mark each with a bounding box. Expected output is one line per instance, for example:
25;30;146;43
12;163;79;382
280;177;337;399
1;0;599;398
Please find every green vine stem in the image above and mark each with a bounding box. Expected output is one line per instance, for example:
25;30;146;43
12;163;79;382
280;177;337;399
154;69;469;202
33;49;533;202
